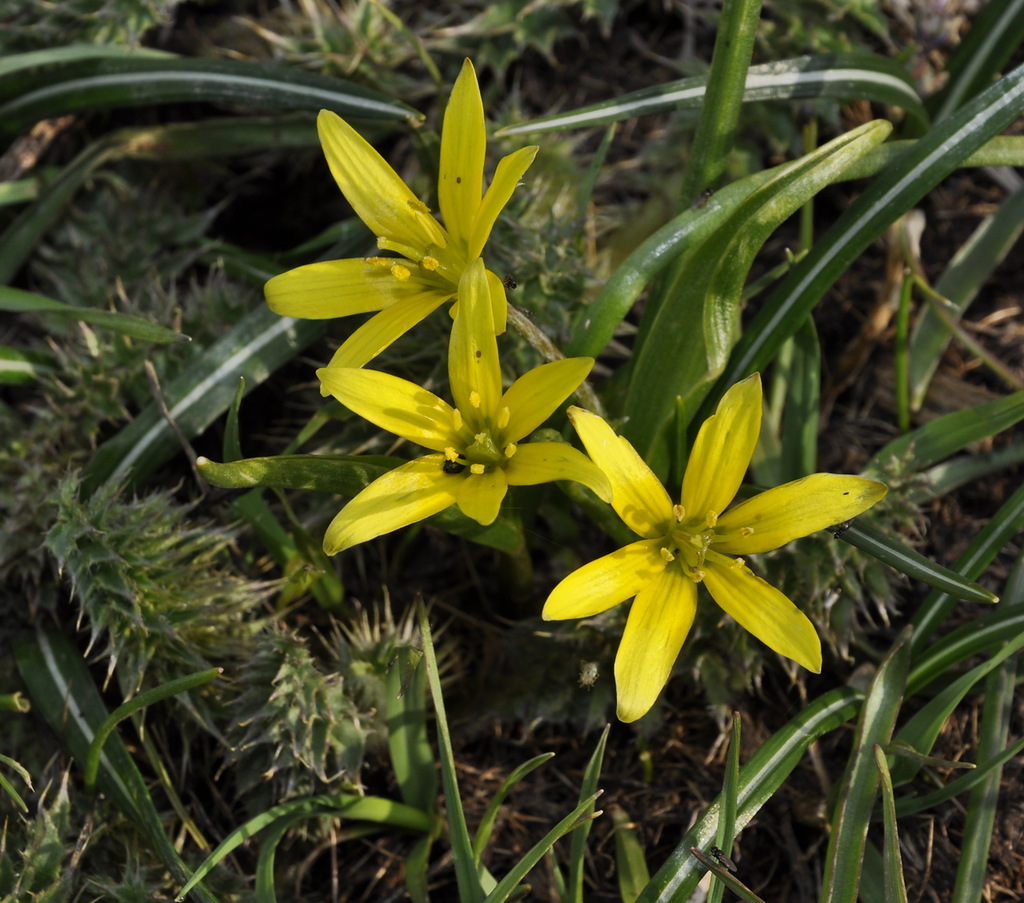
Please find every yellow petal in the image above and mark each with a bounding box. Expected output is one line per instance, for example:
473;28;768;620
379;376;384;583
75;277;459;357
317;109;448;251
265;258;436;319
504;442;612;502
323;289;453;369
543;538;667;620
317;367;458;451
702;550;822;672
500;358;593;441
568;407;674;539
455;465;507;525
468;145;539;259
448;259;501;420
323;456;458;554
486;268;508;334
682;373;762;523
438;59;486;255
614;566;697;723
715;474;888;554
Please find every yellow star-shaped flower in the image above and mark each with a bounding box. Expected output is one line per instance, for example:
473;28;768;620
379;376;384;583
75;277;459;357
316;259;610;554
265;59;538;369
543;374;887;723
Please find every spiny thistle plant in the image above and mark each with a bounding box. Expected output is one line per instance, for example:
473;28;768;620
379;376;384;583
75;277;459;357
5;3;1024;901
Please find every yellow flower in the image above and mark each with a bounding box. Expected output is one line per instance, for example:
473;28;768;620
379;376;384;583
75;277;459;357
316;259;610;554
543;374;887;723
265;59;538;369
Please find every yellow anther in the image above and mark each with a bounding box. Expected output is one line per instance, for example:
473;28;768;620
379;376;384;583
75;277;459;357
453;410;463;431
691;567;706;581
365;256;391;268
474;432;488;444
407;198;431;215
421;256;439;271
469;390;481;408
705;510;718;528
444;447;459;462
497;407;511;429
390;264;411;281
470;463;486;475
660;547;676;562
673;504;685;522
504;442;517;458
730;557;746;570
739;526;754;537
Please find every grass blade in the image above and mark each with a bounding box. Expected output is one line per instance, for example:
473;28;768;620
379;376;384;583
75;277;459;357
872;746;909;903
610;805;649;903
566;724;610;902
820;629;911;903
472;753;555;863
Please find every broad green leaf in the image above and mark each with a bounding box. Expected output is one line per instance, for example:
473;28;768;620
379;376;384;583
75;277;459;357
624;120;890;460
81;307;324;493
198;454;527;553
0;53;419;136
708;59;1024;420
838;522;997;604
497;53;925;135
636;687;861;902
16;631;222;903
0;285;188;344
820;629;910;903
908;187;1024;409
386;646;436;816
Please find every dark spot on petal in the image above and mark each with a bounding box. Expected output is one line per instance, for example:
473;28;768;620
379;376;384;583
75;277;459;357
456;176;462;184
475;350;482;358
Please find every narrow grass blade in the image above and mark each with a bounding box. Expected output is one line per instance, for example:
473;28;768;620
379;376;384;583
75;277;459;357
497;53;925;136
0;285;188;344
820;629;911;903
676;0;763;209
917;444;1024;502
636;687;862;902
483;793;602;903
838;521;997;604
610;805;649;903
0;54;419;135
82;307;324;492
418;601;484;903
872;746;909;903
777;317;821;481
625;120;890;459
0;346;54;385
689;849;768;903
84;668;221;790
908;187;1024;409
708;713;742;903
0;755;31;813
178;794;430;900
911;481;1024;652
472;754;555;863
927;0;1024;122
708;59;1024;418
891;631;1024;786
870;388;1024;474
198;454;526;553
566;724;610;903
15;631;222;903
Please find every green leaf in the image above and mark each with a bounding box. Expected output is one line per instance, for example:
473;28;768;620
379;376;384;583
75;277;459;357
386;646;437;816
636;687;862;902
708;713;742;903
820;629;911;903
624;120;891;460
472;754;555;864
0;53;420;136
0;285;189;344
708;59;1024;419
911;480;1024;652
0;345;53;385
81;307;324;493
497;53;926;135
610;805;649;903
16;631;222;903
566;724;610;903
872;746;909;903
838;521;997;604
197;454;527;554
908;186;1024;409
